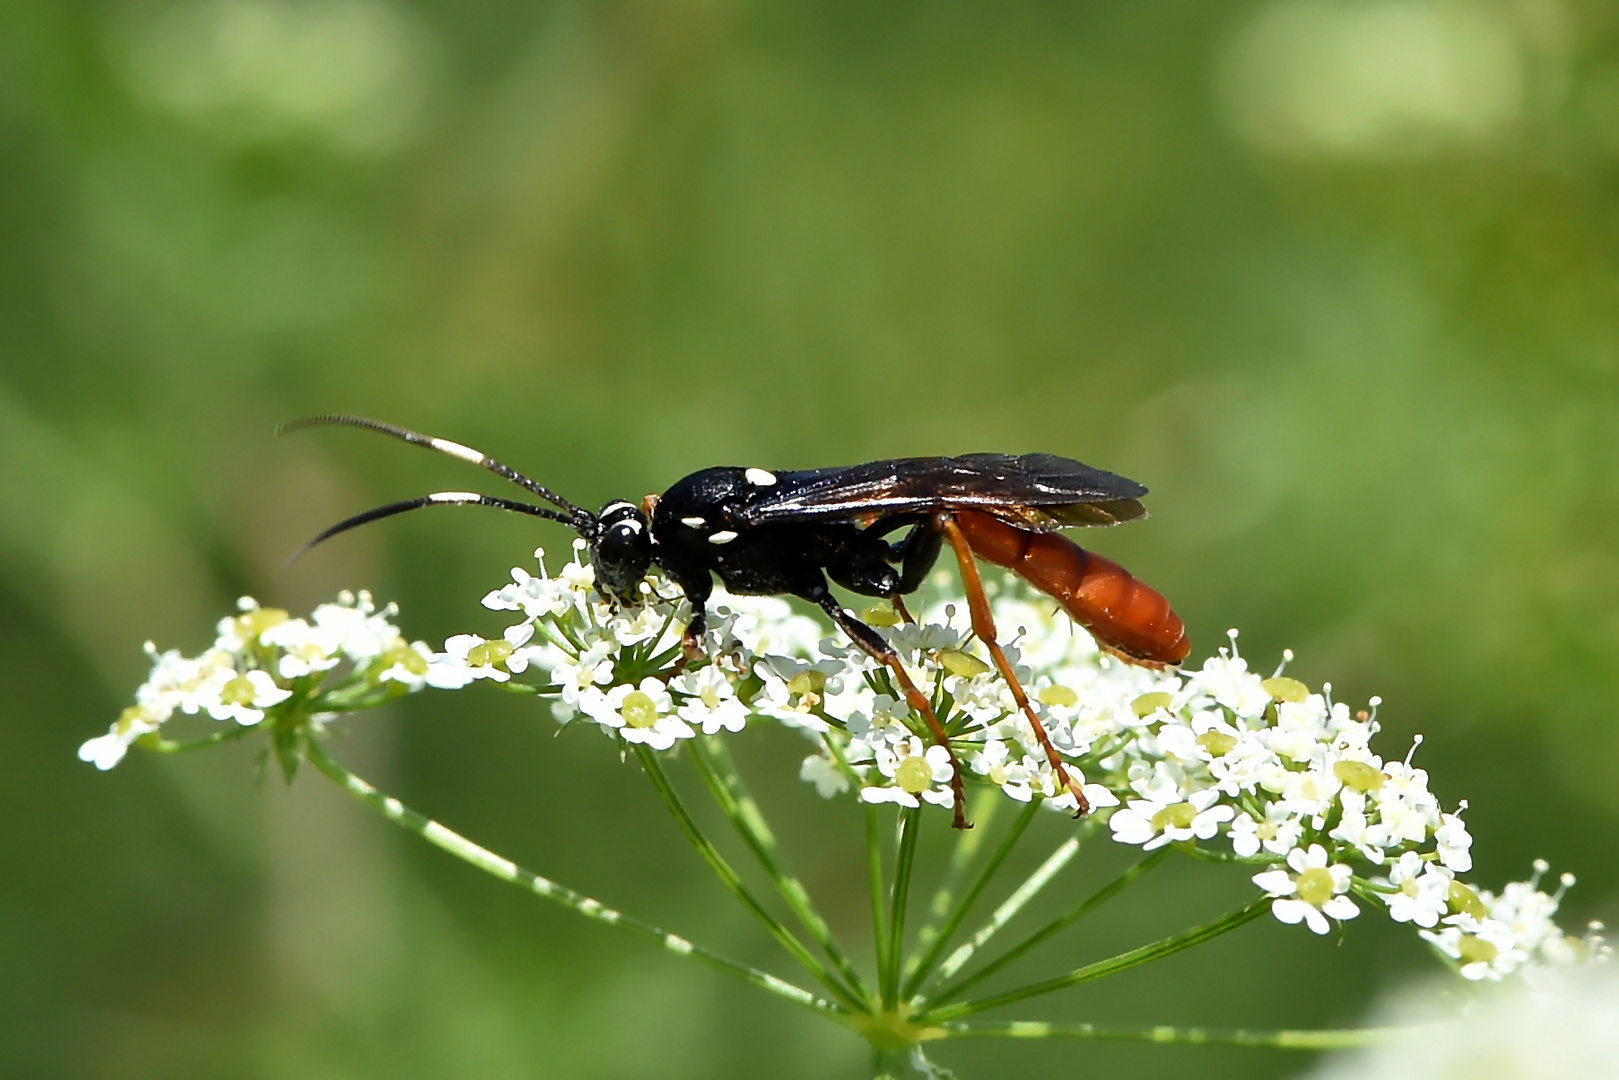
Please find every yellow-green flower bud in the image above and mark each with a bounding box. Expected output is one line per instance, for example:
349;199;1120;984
939;650;989;678
219;674;257;706
237;608;289;641
466;640;514;669
1132;691;1172;717
1196;731;1238;757
1039;684;1079;707
859;605;903;628
1334;760;1385;792
787;670;826;696
1457;935;1498;965
1261;676;1309;703
1448;881;1487;919
895;756;934;794
1150;802;1197;830
114;705;147;737
380;643;429;676
620;691;659;728
1295;867;1336;906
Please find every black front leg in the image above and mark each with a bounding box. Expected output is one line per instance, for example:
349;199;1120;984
662;566;713;656
890;521;944;595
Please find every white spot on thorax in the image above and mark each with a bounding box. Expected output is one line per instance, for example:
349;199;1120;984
430;438;486;465
744;468;778;486
681;516;706;528
617;519;643;534
429;491;482;503
708;531;739;545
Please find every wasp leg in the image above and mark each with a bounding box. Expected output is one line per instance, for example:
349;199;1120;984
880;521;942;626
892;521;944;594
934;513;1090;816
664;569;713;668
801;582;971;830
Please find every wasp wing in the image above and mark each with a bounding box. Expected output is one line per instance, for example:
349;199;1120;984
741;453;1147;531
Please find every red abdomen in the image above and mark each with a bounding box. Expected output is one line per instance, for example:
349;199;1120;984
954;510;1190;665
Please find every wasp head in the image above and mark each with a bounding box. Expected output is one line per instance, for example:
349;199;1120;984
590;501;653;605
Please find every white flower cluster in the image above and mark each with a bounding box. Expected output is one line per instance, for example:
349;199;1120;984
79;592;431;770
456;551;1607;982
1418;860;1610;982
87;550;1608;988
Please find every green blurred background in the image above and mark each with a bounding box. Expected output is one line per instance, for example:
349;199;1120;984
3;0;1618;1076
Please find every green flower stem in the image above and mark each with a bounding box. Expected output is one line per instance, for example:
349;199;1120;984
882;807;923;1009
1174;842;1277;866
302;738;844;1020
866;802;891;1001
921;898;1269;1024
939;1020;1416;1048
930;847;1171;1006
900;797;1040;1002
901;788;1002;992
141;725;253;753
933;819;1097;985
823;731;892;1000
689;737;871;1004
633;745;865;1011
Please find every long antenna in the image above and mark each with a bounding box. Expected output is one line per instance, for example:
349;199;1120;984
279;414;595;530
286;492;586;567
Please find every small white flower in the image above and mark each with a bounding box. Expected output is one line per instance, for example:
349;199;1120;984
205;669;292;725
671;664;750;735
425;634;513;689
1252;844;1360;935
1186;652;1271;718
1435;809;1474;873
1109;787;1233;851
1421;914;1527;980
1381;851;1452;928
77;705;164;771
1230;803;1304;858
800;754;849;798
600;678;692;751
868;737;955;808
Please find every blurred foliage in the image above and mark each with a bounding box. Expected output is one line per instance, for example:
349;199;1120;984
3;0;1618;1076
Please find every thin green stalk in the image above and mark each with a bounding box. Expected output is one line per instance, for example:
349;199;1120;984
633;745;865;1011
933;819;1097;985
900;796;1040;1001
141;725;253;753
940;1020;1417;1048
866;801;890;999
823;732;892;1002
883;807;922;1008
930;847;1171;1005
302;738;844;1019
1174;841;1276;866
689;737;870;1004
901;787;1001;991
921;898;1269;1023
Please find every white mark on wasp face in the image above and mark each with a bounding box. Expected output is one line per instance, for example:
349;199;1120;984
708;531;739;545
681;516;706;528
744;468;778;487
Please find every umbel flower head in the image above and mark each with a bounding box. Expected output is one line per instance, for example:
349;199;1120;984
82;546;1609;986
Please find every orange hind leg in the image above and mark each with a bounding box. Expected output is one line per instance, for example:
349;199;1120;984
935;513;1090;815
